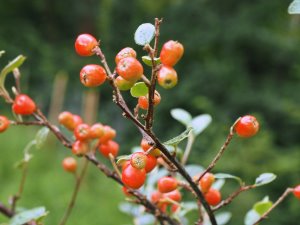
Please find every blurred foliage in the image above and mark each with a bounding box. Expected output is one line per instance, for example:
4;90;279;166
0;0;299;224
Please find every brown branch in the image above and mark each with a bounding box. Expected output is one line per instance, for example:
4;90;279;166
10;120;45;126
252;188;294;225
0;202;13;218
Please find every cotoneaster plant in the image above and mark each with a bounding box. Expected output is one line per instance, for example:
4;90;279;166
0;16;298;225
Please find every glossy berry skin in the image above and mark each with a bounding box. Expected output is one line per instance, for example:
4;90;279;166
115;76;135;91
293;185;300;200
158;176;178;193
80;64;107;87
62;157;77;173
72;115;83;129
115;47;137;64
98;140;119;158
74;123;91;141
122;164;146;189
58;111;75;131
199;173;215;194
90;123;104;139
157;66;178;89
99;125;116;143
0;116;10;133
204;188;221;206
12;94;36;115
235;115;259;138
75;34;98;56
145;155;157;173
138;91;161;110
130;152;147;169
72;140;89;156
151;191;162;204
116;57;143;82
140;139;161;157
160;40;184;67
163;189;182;202
171;204;180;213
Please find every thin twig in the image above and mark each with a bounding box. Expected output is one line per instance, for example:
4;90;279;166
252;188;294;225
59;158;89;225
13;68;21;94
0;202;13;218
181;132;195;165
109;153;122;178
10;120;45;126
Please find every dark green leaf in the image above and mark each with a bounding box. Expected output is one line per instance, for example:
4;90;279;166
163;127;193;146
190;114;212;136
35;127;50;149
254;173;276;187
141;56;160;67
254;196;273;215
288;0;300;14
214;173;243;186
170;108;192;126
134;23;155;46
130;82;148;98
0;55;26;92
9;207;48;225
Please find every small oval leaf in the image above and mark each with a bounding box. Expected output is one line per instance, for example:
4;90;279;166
163;127;193;146
216;212;232;225
116;155;131;166
134;23;155;46
214;173;243;186
190;114;212;136
254;173;276;187
170;108;192;126
142;56;160;67
35;127;50;149
244;209;260;225
254;200;273;215
0;50;5;58
130;82;148;98
288;0;300;14
9;207;48;225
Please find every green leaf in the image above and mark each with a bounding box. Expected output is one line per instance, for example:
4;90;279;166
116;155;131;166
130;82;148;98
141;56;160;67
0;50;5;58
170;108;192;126
9;207;48;225
212;179;225;190
178;202;198;217
136;214;155;225
163;127;193;146
118;202;140;217
288;0;300;14
254;173;276;187
216;212;232;225
184;164;204;177
214;173;243;186
244;209;260;225
254;196;273;215
134;23;155;46
35;127;50;149
0;55;26;93
190;114;212;136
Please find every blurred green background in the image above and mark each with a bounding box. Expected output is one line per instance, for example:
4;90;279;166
0;0;299;224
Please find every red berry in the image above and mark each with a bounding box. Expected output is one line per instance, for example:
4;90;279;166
163;189;182;202
160;40;184;67
72;115;83;129
80;64;107;87
145;155;157;173
151;191;163;204
235;115;259;138
115;76;135;91
204;188;221;206
158;177;178;193
171;204;180;213
62;157;77;173
157;66;178;89
115;47;137;64
122;164;146;189
74;123;91;141
293;185;300;200
75;34;98;56
0;116;10;133
199;173;215;194
58;111;75;131
130;152;147;169
72;140;89;156
98;140;119;158
116;57;143;82
122;160;131;171
138;91;161;110
99;125;116;143
12;94;36;115
90;123;104;139
140;139;161;157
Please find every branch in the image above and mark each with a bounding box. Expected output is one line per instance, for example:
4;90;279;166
252;188;294;225
0;202;13;218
